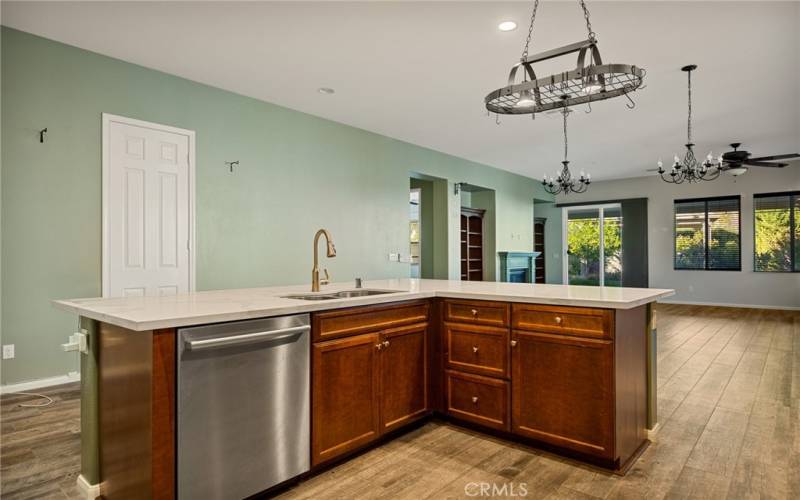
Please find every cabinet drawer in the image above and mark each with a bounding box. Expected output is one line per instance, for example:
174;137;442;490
446;370;509;431
445;322;508;378
312;301;429;342
443;300;510;328
512;304;613;339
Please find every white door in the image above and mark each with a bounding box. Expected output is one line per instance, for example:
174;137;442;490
103;114;194;297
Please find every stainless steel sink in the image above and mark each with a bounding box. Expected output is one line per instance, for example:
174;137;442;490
281;289;400;301
330;289;398;298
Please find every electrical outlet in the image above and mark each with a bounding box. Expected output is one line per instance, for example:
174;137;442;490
2;344;14;360
388;253;399;262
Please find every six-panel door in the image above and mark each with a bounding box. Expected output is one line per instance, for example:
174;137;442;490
380;323;429;433
312;332;381;466
511;330;615;460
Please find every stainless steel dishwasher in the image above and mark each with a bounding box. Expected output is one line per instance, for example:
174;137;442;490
178;314;310;500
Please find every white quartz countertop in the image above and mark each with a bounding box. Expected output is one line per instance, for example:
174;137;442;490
54;279;675;331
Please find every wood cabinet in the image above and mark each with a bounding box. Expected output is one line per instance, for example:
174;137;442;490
511;330;614;459
442;299;647;469
381;323;428;433
311;302;430;466
444;322;509;378
312;332;381;466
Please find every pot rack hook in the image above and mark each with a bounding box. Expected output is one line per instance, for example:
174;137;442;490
495;113;501;125
585;101;592;114
623;91;636;110
39;128;47;143
225;160;239;173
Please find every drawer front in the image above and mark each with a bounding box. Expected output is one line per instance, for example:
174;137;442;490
445;322;509;378
443;300;510;328
512;304;613;339
446;370;509;431
313;300;429;342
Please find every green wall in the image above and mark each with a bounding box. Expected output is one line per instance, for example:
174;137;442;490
0;27;551;385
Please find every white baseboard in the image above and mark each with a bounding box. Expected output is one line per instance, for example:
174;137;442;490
660;299;800;311
0;372;80;394
76;474;100;500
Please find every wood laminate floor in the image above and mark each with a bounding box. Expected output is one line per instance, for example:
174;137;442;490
2;305;798;499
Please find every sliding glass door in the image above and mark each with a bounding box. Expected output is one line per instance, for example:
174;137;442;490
563;204;622;287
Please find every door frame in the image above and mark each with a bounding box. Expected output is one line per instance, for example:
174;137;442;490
561;203;621;286
101;113;197;297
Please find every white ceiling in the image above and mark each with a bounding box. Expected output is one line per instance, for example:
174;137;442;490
3;1;799;181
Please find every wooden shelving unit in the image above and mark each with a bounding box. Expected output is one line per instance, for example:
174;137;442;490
534;217;546;283
461;207;485;281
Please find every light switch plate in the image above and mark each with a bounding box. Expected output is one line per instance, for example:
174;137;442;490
2;344;14;360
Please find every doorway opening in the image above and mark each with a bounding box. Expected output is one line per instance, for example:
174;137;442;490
409;174;448;279
562;204;622;287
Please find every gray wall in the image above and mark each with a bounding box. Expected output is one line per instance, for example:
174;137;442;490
556;165;800;309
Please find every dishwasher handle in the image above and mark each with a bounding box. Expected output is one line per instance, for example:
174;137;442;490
185;325;310;351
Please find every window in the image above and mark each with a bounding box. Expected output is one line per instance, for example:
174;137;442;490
674;196;740;270
754;192;799;272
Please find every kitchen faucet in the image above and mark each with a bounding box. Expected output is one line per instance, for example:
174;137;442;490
311;229;336;292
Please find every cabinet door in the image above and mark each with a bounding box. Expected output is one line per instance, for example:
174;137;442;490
380;323;428;433
312;332;380;466
512;330;614;459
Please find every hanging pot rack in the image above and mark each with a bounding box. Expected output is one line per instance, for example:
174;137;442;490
484;0;645;116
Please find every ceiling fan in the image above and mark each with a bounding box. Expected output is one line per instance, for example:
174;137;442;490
717;143;800;176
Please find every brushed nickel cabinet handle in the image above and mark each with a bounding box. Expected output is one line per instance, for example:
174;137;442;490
472;396;478;404
471;309;478;317
472;346;479;353
510;340;518;347
383;340;390;348
555;316;563;324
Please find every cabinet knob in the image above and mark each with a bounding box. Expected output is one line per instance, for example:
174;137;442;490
471;309;478;317
472;346;479;353
510;340;517;347
555;316;563;324
472;396;478;404
383;340;390;348
375;343;382;350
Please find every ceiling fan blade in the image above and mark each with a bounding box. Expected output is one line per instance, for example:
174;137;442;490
743;160;787;168
747;153;800;162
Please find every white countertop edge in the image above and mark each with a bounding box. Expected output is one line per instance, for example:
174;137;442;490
53;285;675;332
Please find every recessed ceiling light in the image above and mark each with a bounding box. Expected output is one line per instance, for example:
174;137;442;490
318;87;335;95
498;21;517;32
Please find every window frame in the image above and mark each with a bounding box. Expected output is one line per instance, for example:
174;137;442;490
753;191;799;273
673;195;742;271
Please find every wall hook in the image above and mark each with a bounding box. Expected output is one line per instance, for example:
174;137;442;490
39;128;48;143
225;160;239;172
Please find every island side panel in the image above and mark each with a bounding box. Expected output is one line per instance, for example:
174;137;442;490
80;317;100;486
98;322;176;500
613;305;648;466
646;303;657;430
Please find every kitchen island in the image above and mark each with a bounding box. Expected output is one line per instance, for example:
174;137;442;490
56;279;673;500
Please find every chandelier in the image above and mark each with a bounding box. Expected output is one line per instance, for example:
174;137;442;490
485;0;645;117
543;98;590;195
655;65;722;184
